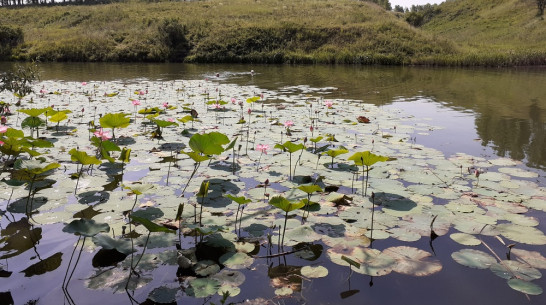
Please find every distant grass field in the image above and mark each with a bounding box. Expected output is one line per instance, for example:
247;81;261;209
421;0;546;65
0;0;544;66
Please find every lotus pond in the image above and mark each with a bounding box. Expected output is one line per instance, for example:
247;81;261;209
1;64;545;305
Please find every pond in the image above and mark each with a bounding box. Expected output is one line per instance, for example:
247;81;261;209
0;63;545;305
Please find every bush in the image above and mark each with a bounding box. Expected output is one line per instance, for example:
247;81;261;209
0;25;23;59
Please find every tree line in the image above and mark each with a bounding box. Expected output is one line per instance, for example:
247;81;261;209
0;0;116;6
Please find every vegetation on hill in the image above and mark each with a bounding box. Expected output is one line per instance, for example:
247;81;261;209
420;0;546;65
0;0;544;66
0;0;454;64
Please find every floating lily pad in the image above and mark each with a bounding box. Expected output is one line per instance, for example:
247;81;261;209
219;252;254;269
383;246;442;276
451;249;497;270
507;279;543;295
300;266;328;278
450;233;481;246
187;278;221;298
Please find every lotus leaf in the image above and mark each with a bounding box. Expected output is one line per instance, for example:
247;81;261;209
507;279;543;295
450;233;482;246
62;219;110;237
383;246;442;276
451;249;497;269
92;234;134;255
490;260;542;281
219;252;253;269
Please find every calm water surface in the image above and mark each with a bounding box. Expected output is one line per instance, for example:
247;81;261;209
1;63;545;305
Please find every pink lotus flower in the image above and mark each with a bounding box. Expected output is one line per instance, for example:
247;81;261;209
256;144;270;154
0;140;3;146
247;108;252;114
163;102;169;108
81;82;87;86
40;89;48;94
231;98;237;104
324;100;333;108
0;125;8;133
93;128;112;141
167;118;175;122
132;100;141;106
138;90;146;96
284;120;294;127
214;103;222;109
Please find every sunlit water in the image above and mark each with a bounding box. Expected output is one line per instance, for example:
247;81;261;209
1;63;545;305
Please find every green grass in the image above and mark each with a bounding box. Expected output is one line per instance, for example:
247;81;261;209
0;0;454;64
421;0;546;65
0;0;544;65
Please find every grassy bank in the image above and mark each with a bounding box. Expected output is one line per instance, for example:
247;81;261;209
0;0;545;65
421;0;546;66
0;0;454;64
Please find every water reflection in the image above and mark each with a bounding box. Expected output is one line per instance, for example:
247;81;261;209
1;62;544;168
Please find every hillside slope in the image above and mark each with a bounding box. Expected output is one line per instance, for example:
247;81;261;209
0;0;455;64
421;0;546;64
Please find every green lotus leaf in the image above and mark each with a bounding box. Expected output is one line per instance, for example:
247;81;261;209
14;159;60;175
1;179;26;188
20;138;54;149
324;148;349;158
131;216;175;233
507;279;543;295
348;151;389;167
193;260;221;277
219;252;254;269
69;148;101;166
450;233;482;246
90;138;121;152
225;136;238;151
119;147;131;163
309;136;323;143
21;117;45;129
276;141;304;154
189;132;228;155
49;112;68;123
153;119;179;128
92;234;134;255
496;223;546;245
62;218;110;237
383;246;442;276
300;266;328;278
298;184;323;194
177;115;195;124
187;278;221;298
18;108;47;117
246;96;260;103
490;260;542;281
511;249;546;269
181;151;210;162
225;194;251;205
123;183;154;195
269;196;305;213
197;180;210;197
451;249;496;269
99;113;130;129
3;128;24;138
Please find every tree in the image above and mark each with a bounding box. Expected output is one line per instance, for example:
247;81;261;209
0;61;40;106
537;0;545;16
394;5;405;13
